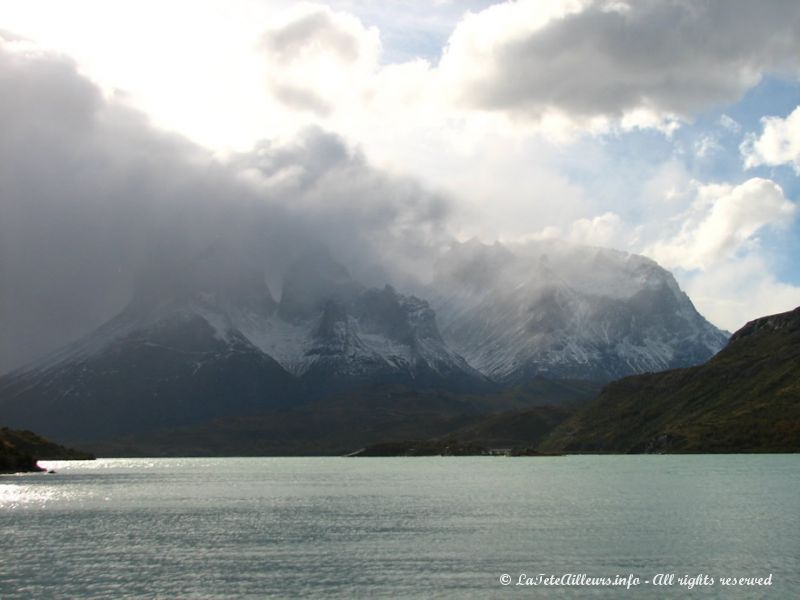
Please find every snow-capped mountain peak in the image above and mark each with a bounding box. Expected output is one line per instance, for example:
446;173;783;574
426;239;728;383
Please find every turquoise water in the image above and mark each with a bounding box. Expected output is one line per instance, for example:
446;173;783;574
1;456;798;599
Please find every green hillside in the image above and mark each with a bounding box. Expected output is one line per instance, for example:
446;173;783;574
540;306;800;453
84;379;600;457
1;427;94;473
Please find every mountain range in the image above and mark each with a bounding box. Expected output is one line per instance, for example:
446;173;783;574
302;304;799;456
0;239;728;449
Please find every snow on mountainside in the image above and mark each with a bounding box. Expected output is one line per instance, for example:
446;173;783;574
0;244;488;441
0;238;730;441
13;245;481;386
242;248;485;388
426;238;729;383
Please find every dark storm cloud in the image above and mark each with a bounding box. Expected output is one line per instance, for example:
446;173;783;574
0;34;451;373
448;0;800;121
232;127;452;290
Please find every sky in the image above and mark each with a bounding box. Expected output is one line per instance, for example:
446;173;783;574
1;0;800;372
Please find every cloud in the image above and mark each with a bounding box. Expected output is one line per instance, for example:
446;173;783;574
741;105;800;173
719;114;742;134
566;212;626;247
640;175;800;331
253;0;800;146
533;170;800;330
2;5;799;372
232;127;453;282
0;33;451;374
261;4;381;116
263;6;363;64
530;211;628;248
645;178;796;271
438;0;800;130
681;256;800;332
270;82;334;115
249;3;800;333
694;135;722;159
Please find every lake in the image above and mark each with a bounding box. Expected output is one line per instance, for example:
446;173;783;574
1;456;798;598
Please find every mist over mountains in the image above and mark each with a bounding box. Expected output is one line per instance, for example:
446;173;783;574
0;30;742;388
0;31;452;374
0;27;769;456
0;232;728;445
428;238;728;382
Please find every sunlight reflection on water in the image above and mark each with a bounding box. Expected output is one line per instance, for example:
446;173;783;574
1;456;798;599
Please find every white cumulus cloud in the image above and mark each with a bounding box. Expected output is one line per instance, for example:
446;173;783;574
566;212;626;247
645;178;796;271
544;171;800;330
742;105;800;173
681;256;800;332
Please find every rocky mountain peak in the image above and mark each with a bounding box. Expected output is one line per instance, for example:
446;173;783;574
427;239;729;383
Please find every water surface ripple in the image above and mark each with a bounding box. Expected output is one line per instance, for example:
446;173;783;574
1;455;797;598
